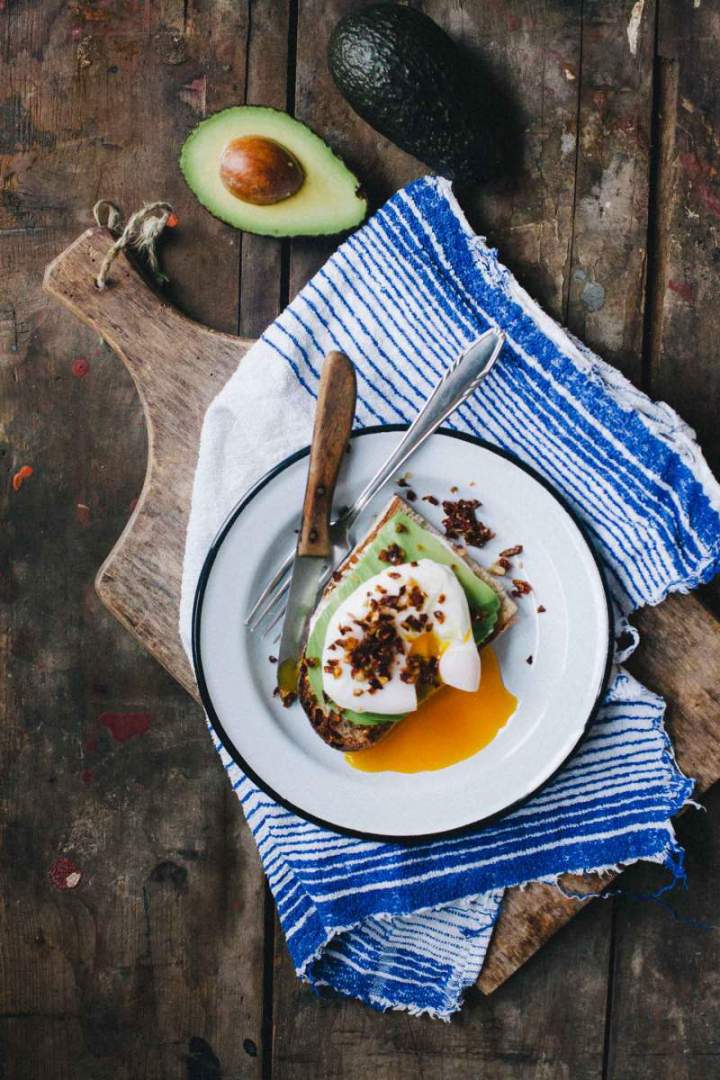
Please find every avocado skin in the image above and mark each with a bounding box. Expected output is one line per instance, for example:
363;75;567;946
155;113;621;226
328;4;496;182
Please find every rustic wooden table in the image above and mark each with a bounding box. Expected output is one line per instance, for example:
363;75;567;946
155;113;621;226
2;2;720;1078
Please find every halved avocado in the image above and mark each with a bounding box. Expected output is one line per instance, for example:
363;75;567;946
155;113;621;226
180;106;367;237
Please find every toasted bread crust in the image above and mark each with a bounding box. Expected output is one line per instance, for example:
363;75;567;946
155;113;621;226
297;663;394;750
299;496;517;753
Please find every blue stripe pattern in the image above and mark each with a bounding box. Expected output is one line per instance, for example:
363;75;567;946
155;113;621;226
211;673;692;1018
215;178;718;1017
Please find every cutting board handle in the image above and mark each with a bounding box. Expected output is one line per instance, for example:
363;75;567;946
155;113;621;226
43;227;255;688
43;227;252;405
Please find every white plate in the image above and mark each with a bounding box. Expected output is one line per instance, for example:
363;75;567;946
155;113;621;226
193;428;611;841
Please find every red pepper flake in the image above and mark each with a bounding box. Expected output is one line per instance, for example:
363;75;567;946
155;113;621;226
422;494;440;506
537;604;546;614
166;212;179;228
75;502;91;527
98;710;152;743
500;544;523;558
71;358;90;378
405;490;417;502
442;499;494;547
511;579;533;598
450;485;459;494
48;856;82;891
397;478;410;488
378;543;406;565
11;465;33;492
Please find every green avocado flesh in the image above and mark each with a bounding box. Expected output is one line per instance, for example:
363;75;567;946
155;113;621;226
304;511;501;727
180;106;367;237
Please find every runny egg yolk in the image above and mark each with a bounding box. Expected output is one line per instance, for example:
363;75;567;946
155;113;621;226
345;646;516;774
408;630;445;659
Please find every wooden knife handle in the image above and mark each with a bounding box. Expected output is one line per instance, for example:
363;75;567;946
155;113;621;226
298;352;356;557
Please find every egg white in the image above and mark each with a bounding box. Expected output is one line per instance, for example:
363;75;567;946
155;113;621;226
321;560;480;715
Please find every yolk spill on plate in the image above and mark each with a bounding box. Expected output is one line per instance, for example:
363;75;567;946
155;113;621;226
345;646;516;774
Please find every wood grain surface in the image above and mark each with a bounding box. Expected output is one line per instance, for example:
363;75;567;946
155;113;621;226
3;0;720;1077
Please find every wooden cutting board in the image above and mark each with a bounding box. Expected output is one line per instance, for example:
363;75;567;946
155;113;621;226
43;226;720;994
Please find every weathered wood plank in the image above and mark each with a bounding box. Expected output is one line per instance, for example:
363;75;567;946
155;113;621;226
605;3;720;1075
565;0;655;383
605;786;720;1080
648;1;720;478
240;0;290;338
1;3;268;1078
289;0;418;300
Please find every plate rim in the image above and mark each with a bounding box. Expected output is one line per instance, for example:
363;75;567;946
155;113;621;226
192;425;615;843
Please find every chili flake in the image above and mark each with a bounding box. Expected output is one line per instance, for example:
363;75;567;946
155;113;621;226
378;543;406;565
442;498;494;547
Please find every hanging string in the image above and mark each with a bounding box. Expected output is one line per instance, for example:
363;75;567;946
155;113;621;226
92;200;177;290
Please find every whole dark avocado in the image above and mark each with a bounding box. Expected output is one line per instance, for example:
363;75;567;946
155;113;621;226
328;3;498;182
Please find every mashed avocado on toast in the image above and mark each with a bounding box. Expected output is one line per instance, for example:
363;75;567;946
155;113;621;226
297;497;516;751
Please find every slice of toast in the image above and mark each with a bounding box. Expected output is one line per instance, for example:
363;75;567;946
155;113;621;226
298;496;517;752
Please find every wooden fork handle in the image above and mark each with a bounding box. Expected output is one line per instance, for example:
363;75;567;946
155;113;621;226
298;352;356;557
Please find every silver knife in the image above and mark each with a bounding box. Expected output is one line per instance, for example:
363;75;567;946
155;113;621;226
277;351;357;700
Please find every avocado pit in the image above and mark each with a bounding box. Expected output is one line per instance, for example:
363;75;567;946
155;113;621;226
219;135;305;206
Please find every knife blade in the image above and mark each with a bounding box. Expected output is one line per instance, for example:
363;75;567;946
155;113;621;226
277;351;357;699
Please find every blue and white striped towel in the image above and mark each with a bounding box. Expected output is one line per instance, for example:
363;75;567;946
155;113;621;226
181;177;720;1018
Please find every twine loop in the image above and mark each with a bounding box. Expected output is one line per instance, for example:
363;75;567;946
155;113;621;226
92;200;175;290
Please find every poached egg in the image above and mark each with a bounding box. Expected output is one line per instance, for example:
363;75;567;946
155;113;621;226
321;560;480;715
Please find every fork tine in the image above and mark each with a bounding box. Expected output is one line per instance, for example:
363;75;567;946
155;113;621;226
261;559;334;639
262;600;287;638
245;550;293;628
248;569;292;632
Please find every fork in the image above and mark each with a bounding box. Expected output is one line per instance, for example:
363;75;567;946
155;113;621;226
247;328;506;634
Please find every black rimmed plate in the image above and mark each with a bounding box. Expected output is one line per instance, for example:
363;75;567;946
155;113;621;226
193;427;612;841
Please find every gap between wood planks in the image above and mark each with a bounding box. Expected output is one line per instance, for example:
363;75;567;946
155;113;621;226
257;2;301;1074
602;3;680;1073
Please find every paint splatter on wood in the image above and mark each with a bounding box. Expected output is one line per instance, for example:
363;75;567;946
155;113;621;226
11;465;33;491
98;710;152;742
627;0;645;56
668;279;696;303
179;76;207;116
48;856;82;891
72;357;90;377
75;502;91;526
